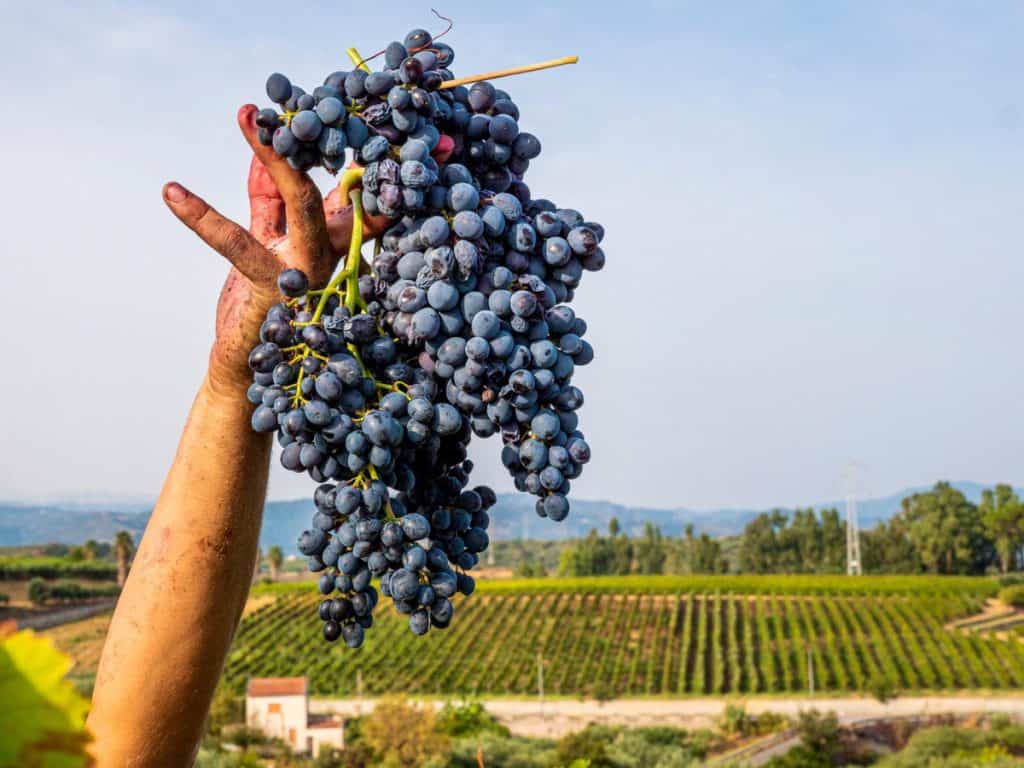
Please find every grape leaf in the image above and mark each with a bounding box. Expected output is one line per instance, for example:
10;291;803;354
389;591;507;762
0;625;92;767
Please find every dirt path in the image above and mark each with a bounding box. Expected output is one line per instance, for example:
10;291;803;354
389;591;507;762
309;695;1024;739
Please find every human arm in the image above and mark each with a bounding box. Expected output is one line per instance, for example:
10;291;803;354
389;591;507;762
86;105;384;767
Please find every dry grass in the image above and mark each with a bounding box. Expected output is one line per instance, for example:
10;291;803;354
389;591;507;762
41;612;112;674
42;591;276;676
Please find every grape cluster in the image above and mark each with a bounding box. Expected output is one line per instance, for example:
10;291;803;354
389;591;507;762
247;23;604;647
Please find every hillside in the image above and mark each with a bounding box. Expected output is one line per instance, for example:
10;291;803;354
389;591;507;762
0;481;1003;549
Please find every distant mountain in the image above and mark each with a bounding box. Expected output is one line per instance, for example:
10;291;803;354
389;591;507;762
0;481;1004;550
0;504;149;547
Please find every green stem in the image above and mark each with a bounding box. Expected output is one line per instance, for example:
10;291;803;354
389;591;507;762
344;189;364;315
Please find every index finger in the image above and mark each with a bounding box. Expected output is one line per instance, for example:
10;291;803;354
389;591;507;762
237;105;328;273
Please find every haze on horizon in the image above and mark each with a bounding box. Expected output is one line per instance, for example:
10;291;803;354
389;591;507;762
1;1;1021;510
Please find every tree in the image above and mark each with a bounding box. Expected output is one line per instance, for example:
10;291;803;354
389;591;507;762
113;531;135;587
82;540;100;561
252;548;263;584
861;515;920;573
513;559;545;578
692;533;727;573
981;485;1024;573
819;508;846;572
900;483;991;574
267;546;284;582
634;523;666;574
608;518;633;575
27;578;49;605
558;530;614;577
359;696;450;767
739;510;787;573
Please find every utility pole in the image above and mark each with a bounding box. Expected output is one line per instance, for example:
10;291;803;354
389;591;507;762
845;462;863;575
356;668;363;715
537;652;544;716
807;647;815;696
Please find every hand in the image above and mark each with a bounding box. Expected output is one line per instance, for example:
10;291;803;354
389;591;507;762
162;104;388;395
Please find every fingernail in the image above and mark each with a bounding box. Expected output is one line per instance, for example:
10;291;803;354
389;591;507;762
165;182;187;203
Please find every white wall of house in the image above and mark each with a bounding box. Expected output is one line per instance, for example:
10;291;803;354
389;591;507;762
245;691;344;756
246;693;308;749
309;726;344;755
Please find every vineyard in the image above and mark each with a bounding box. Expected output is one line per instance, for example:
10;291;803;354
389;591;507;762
218;575;1024;697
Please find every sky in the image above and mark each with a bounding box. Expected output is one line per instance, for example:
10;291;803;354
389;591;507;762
0;1;1022;509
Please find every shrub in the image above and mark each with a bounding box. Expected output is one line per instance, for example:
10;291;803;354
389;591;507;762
873;726;986;767
998;585;1024;607
766;745;831;768
359;696;450;767
207;680;244;736
436;701;509;739
632;726;689;747
514;560;546;578
590;679;614;702
554;724;620;768
223;727;266;748
0;592;8;604
869;673;898;704
313;746;345;767
607;728;707;767
767;710;839;768
27;578;49;604
870;724;1024;767
47;581;121;601
448;733;555;768
719;704;750;736
718;705;786;738
26;580;121;604
794;710;840;757
194;748;264;768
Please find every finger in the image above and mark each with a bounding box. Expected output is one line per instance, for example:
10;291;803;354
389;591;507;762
163;181;278;286
247;156;286;245
237;105;328;267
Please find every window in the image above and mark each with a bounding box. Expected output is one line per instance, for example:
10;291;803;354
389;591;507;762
268;703;282;714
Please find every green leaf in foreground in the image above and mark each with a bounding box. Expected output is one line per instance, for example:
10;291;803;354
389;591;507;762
0;626;92;767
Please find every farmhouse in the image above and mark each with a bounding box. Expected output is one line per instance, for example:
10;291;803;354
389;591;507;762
245;676;344;756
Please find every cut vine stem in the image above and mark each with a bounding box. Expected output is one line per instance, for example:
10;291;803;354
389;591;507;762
438;56;579;89
345;46;578;89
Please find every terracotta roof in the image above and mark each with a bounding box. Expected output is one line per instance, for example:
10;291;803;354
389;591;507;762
246;677;307;697
308;716;342;729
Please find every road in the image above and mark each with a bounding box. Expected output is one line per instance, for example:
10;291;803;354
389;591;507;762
310;694;1024;739
12;600;116;631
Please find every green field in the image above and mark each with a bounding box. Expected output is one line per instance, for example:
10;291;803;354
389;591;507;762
219;575;1024;698
0;556;117;581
